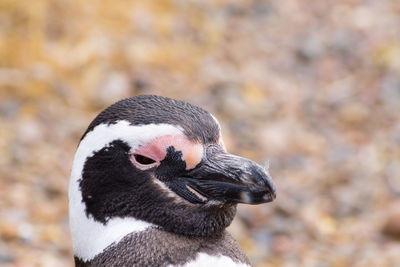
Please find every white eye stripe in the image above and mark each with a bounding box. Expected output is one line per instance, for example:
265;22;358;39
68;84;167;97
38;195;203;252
69;120;183;261
210;113;226;151
210;113;221;132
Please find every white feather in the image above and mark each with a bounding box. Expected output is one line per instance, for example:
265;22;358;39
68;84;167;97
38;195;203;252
69;120;183;261
210;113;221;130
177;253;250;267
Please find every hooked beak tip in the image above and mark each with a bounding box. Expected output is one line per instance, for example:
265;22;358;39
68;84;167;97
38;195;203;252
242;165;276;203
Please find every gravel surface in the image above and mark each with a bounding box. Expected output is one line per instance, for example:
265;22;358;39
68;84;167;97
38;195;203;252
1;0;400;266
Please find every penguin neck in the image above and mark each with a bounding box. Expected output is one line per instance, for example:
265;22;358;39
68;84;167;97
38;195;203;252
143;200;238;237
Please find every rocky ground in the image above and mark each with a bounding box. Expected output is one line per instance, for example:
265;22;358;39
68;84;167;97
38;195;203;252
1;0;400;266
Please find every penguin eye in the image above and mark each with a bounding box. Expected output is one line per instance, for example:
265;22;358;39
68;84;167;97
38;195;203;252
134;154;156;165
130;153;160;170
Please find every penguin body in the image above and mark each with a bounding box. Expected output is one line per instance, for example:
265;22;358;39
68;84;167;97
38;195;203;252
69;95;275;266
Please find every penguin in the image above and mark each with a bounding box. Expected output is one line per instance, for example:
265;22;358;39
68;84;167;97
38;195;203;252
69;95;276;266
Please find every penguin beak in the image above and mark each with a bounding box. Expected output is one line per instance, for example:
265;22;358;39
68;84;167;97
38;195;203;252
174;144;276;205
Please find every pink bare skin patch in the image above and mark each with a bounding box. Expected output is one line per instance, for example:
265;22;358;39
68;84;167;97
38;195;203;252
131;134;204;170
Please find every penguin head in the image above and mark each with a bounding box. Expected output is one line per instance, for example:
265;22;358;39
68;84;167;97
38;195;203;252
69;95;275;239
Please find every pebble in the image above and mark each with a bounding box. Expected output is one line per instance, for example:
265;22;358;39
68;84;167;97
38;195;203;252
383;200;400;240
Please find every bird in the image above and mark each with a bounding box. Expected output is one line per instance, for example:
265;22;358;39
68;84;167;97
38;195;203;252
69;95;276;266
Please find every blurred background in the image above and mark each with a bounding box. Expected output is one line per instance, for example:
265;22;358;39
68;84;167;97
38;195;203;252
1;0;400;266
